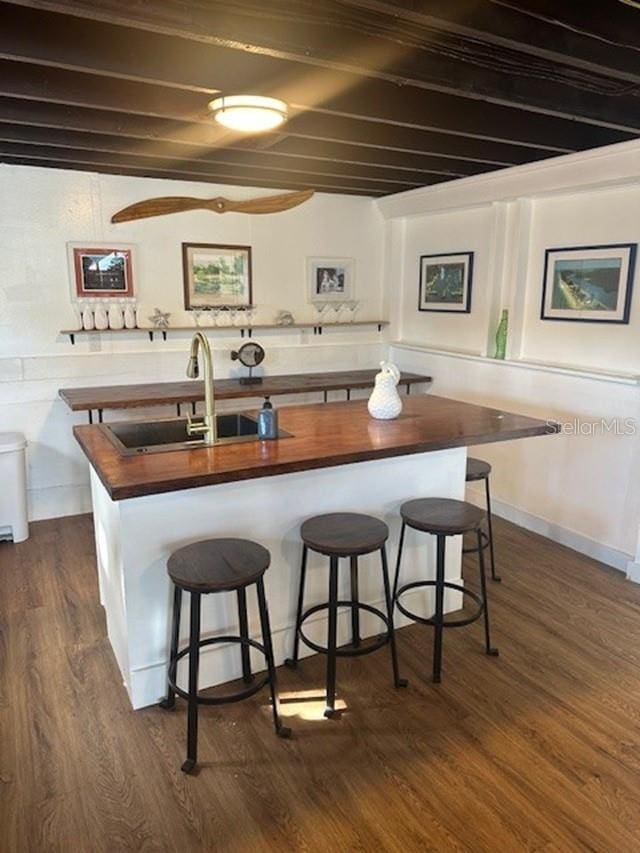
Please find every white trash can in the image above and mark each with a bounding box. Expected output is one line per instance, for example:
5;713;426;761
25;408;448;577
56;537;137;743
0;432;29;543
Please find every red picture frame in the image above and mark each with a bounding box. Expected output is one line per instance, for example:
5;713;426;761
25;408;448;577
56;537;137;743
73;247;134;298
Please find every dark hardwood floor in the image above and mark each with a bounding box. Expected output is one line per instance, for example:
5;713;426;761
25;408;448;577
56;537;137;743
2;514;640;852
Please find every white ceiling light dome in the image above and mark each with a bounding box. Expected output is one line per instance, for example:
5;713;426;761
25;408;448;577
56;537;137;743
208;95;288;132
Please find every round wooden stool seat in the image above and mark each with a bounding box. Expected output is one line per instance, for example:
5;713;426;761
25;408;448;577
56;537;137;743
400;498;484;535
301;512;389;557
167;538;270;592
466;457;492;482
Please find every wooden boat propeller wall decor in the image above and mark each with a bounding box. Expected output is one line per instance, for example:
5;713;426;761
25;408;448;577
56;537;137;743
111;188;314;223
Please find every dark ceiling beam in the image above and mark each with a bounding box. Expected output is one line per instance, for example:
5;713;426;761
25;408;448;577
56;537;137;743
0;141;420;194
6;0;640;132
0;124;447;184
0;99;486;178
0;154;387;195
0;91;565;171
262;136;485;176
341;0;640;84
0;5;633;151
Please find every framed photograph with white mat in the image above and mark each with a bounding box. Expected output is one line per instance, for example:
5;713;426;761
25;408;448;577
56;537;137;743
541;243;637;324
307;257;354;302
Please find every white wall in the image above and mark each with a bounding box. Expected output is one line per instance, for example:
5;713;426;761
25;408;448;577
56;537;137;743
0;164;387;521
522;188;640;370
400;206;496;354
380;138;640;578
5;141;640;583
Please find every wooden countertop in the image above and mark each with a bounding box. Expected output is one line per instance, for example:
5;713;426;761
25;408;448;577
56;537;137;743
59;370;430;412
74;395;558;501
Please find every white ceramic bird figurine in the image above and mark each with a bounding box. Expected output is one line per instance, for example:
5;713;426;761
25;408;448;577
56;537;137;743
368;361;403;420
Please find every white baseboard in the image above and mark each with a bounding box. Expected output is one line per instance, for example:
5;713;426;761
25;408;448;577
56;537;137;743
466;484;634;577
28;483;92;521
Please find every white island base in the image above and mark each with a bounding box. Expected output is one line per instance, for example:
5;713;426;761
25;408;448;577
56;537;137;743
89;447;468;709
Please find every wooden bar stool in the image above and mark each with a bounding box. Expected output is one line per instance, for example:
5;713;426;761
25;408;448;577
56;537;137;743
393;498;499;684
160;538;291;773
465;457;501;582
285;512;407;718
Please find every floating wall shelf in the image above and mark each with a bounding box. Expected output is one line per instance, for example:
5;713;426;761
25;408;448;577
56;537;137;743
60;320;388;344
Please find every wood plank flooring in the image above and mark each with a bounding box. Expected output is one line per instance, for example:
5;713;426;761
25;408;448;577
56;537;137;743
2;514;640;852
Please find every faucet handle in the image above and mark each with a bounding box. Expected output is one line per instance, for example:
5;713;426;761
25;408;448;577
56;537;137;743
186;412;208;436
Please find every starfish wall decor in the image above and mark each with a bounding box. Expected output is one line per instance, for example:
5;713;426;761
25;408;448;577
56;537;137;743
148;308;171;329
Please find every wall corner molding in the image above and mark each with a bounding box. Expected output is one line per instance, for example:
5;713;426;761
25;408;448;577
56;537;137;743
376;137;640;219
626;560;640;584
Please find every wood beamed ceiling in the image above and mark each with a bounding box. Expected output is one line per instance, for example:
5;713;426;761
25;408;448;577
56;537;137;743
0;0;638;197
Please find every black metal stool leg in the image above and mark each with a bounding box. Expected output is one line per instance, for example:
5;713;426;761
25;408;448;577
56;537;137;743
380;546;408;688
236;587;254;684
324;555;339;718
182;591;201;774
350;555;361;647
285;546;308;668
432;535;446;684
160;584;182;710
392;522;406;604
484;477;501;582
477;529;499;657
256;578;291;739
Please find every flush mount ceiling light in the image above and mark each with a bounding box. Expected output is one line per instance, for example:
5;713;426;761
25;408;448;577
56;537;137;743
208;95;288;132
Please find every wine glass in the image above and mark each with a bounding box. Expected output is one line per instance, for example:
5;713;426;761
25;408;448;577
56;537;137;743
193;309;203;328
346;300;360;322
315;302;329;327
211;306;220;327
229;306;238;327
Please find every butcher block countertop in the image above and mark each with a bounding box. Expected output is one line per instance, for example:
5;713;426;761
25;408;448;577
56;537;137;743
59;370;430;413
74;395;558;501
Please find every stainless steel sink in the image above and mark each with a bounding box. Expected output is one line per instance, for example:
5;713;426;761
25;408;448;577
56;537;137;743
100;414;291;456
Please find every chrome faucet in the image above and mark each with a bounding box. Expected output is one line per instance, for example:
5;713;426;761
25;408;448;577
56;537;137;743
186;332;217;445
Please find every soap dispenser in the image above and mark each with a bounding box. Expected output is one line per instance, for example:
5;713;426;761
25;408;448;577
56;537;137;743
257;396;278;439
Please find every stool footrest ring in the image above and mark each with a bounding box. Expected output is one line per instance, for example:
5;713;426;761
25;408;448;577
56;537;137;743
167;635;270;705
462;529;490;554
297;600;391;658
395;580;484;628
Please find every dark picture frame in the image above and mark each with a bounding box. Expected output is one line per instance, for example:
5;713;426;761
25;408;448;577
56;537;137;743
182;242;253;309
418;252;473;313
541;243;637;324
71;246;134;298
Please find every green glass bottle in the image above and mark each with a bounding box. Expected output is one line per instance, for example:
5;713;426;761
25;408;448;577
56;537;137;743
494;309;508;360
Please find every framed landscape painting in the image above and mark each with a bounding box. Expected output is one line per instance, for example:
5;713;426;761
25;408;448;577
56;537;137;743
182;243;252;309
308;257;354;303
541;244;637;324
69;244;135;298
419;252;473;313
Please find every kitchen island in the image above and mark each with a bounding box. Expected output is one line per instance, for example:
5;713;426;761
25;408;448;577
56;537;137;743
75;395;557;708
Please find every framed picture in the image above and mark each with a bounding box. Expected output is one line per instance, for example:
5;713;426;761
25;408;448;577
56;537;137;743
68;244;134;299
418;252;473;313
182;243;252;309
541;244;637;324
308;257;354;302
